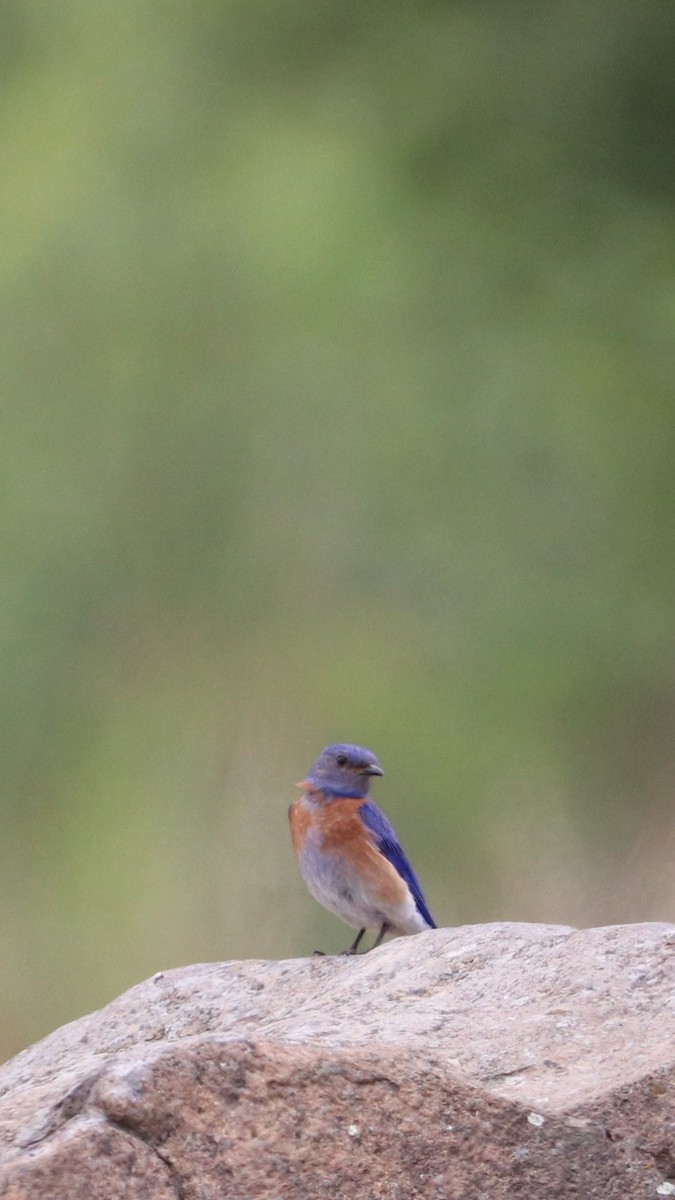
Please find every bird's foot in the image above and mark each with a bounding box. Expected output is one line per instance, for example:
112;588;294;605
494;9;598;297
341;928;367;955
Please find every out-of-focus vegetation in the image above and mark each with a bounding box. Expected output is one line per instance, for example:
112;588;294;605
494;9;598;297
1;0;675;1062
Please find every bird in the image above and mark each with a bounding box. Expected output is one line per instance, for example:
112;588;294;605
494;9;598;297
289;742;436;954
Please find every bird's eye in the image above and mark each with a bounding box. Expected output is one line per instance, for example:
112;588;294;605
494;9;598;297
335;754;348;767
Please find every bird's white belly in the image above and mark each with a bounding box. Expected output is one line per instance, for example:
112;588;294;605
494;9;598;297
299;834;426;935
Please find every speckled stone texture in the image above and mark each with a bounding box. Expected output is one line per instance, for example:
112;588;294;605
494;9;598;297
1;922;675;1198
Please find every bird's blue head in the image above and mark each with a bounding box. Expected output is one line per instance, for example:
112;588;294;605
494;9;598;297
304;743;384;799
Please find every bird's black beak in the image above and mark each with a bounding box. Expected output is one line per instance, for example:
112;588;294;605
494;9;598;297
363;763;384;776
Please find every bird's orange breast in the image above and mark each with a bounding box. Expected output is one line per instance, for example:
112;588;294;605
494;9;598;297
289;793;408;910
288;797;313;855
289;793;365;855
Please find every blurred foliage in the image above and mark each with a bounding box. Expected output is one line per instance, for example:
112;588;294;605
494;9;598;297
1;0;675;1062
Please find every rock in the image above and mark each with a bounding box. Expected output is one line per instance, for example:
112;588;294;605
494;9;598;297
0;922;674;1197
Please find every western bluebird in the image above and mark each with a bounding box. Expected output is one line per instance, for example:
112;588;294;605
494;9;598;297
289;743;436;954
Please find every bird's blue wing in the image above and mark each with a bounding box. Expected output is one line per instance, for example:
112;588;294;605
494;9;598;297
359;801;436;928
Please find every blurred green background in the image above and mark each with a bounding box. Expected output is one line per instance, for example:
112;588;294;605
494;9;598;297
1;0;675;1063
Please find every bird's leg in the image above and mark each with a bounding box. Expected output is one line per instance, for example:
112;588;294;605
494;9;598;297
372;922;390;949
313;927;366;957
341;928;366;956
314;925;384;958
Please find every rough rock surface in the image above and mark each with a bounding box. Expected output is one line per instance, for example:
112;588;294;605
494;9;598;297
1;922;675;1198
